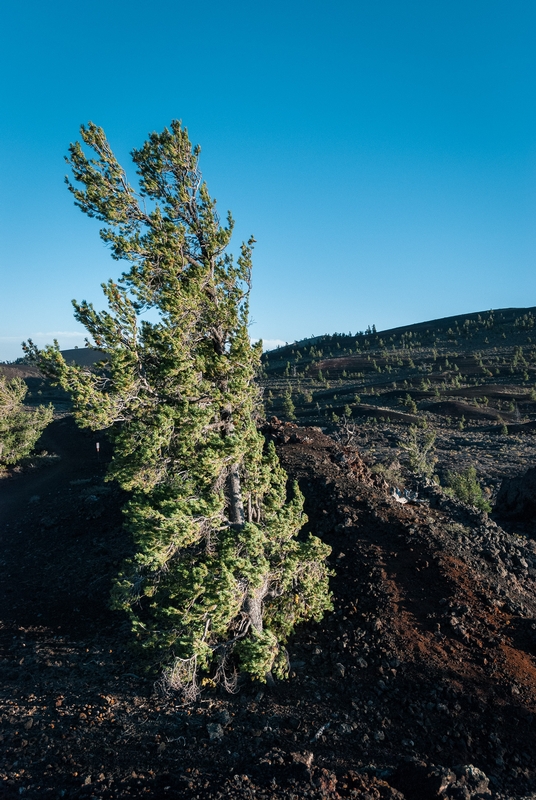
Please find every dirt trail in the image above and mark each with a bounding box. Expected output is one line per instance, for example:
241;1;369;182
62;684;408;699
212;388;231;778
0;417;101;522
0;417;123;634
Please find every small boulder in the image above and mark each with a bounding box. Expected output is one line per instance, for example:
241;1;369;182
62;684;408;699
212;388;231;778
215;709;231;726
333;662;345;678
206;722;224;741
450;764;490;797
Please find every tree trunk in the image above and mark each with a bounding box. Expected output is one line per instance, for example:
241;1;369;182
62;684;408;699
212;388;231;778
228;463;245;525
228;465;268;650
243;583;266;633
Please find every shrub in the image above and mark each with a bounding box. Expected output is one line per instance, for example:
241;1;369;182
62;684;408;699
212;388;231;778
400;424;437;480
443;467;491;513
401;393;418;414
0;376;53;468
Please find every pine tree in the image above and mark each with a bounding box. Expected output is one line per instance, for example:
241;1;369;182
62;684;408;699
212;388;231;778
281;389;296;420
28;121;331;697
0;375;53;469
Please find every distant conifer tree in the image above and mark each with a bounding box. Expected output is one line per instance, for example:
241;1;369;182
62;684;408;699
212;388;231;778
28;122;331;698
282;389;296;420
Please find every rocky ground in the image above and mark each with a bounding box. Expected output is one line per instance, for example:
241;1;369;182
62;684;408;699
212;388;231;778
2;415;536;799
261;307;536;500
326;415;536;502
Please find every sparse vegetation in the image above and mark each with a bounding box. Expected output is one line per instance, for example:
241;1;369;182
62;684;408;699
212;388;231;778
6;304;536;796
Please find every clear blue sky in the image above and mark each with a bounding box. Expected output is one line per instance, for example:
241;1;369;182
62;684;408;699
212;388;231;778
1;0;535;360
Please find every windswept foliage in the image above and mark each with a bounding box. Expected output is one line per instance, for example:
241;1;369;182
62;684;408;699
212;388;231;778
28;121;331;697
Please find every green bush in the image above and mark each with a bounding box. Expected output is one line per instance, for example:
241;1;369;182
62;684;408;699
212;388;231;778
400;424;436;479
0;376;53;468
443;466;491;513
401;393;418;414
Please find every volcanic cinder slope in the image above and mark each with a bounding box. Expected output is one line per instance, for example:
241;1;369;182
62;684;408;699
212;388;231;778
1;309;536;797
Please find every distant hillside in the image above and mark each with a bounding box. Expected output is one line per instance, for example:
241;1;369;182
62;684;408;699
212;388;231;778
261;306;536;423
59;347;108;367
263;306;536;367
260;306;536;491
0;348;107;412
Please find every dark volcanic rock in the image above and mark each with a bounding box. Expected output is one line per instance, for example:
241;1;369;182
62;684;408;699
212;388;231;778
495;466;536;520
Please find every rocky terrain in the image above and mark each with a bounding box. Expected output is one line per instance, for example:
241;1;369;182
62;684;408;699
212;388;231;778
2;308;536;798
262;307;536;499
